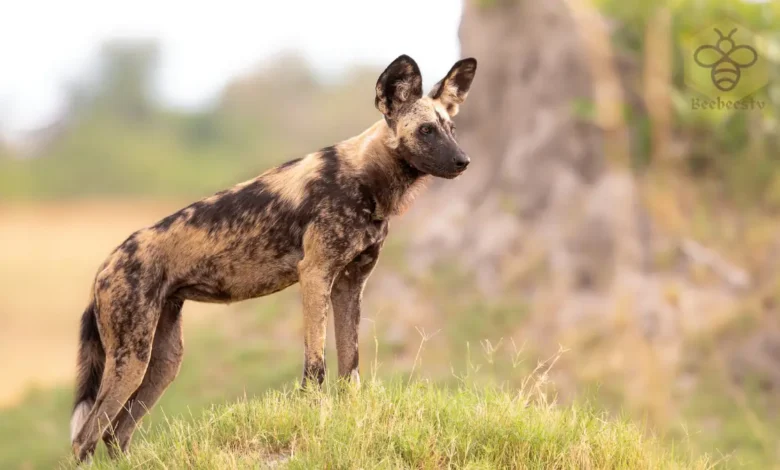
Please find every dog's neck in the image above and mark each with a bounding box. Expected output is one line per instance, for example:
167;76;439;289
340;119;429;219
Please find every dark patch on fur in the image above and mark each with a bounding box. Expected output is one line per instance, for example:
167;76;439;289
359;146;421;218
303;147;341;204
186;181;282;233
277;157;302;170
119;236;139;257
182;179;311;260
173;282;233;303
143;268;167;306
357;183;379;219
153;212;185;232
165;298;184;320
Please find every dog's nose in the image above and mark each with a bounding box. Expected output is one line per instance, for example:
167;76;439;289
454;155;470;170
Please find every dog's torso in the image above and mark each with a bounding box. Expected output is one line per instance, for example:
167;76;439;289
96;138;403;307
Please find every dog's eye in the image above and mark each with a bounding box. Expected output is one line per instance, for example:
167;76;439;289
451;124;456;135
419;124;434;135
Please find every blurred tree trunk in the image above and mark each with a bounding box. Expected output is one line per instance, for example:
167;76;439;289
414;0;645;302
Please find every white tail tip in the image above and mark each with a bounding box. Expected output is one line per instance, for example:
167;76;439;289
70;401;92;443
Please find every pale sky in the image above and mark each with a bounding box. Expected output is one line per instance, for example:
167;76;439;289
0;0;464;139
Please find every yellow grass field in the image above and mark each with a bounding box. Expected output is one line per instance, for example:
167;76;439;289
0;201;221;407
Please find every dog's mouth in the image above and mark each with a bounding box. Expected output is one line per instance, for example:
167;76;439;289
443;167;468;179
406;161;466;180
429;166;467;179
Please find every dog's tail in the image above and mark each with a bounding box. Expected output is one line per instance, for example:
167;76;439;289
70;301;105;443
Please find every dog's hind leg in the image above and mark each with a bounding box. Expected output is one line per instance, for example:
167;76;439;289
71;296;160;462
103;298;185;456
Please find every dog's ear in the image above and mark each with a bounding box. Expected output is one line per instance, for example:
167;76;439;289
429;58;477;117
375;55;423;120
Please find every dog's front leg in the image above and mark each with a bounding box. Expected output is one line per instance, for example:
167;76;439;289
331;243;381;385
298;222;368;388
298;259;336;388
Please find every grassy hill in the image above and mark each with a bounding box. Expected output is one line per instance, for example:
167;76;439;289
66;380;711;469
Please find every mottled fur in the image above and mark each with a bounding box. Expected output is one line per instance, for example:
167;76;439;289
70;54;477;461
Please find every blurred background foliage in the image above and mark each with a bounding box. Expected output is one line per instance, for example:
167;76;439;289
0;44;380;199
598;0;780;206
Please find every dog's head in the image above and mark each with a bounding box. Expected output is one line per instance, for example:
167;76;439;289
375;54;477;179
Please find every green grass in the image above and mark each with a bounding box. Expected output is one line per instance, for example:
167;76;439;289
69;379;710;470
0;386;72;469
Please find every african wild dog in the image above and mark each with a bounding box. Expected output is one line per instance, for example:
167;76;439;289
70;54;477;461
